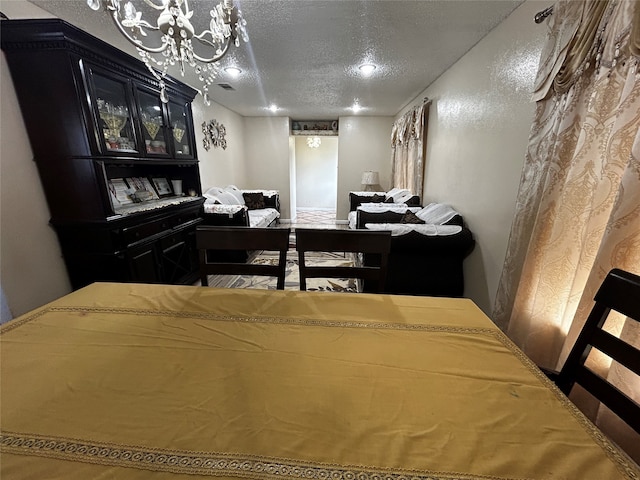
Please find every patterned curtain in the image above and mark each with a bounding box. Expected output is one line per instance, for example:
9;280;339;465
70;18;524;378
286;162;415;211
390;101;430;194
493;0;640;461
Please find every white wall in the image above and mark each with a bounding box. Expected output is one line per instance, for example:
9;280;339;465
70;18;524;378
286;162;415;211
336;116;393;220
295;136;338;210
243;116;292;220
194;101;246;192
399;0;546;315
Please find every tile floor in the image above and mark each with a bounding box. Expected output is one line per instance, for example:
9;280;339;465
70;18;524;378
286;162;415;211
292;209;346;229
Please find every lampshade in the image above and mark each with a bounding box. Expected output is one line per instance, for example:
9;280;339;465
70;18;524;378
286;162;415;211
361;171;382;192
361;171;380;185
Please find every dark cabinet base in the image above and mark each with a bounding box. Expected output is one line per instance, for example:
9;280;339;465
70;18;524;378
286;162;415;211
56;201;203;289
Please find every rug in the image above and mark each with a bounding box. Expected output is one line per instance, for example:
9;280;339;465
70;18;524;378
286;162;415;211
207;250;360;292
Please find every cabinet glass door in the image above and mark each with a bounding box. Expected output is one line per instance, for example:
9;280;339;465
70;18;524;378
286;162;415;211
168;100;194;158
137;89;169;156
92;73;138;154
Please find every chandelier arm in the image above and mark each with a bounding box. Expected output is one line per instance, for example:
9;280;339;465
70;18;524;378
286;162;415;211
140;0;166;10
109;11;170;54
191;37;232;63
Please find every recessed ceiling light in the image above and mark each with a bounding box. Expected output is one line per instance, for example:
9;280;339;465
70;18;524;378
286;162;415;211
224;67;242;77
350;103;363;113
358;64;377;76
269;104;279;113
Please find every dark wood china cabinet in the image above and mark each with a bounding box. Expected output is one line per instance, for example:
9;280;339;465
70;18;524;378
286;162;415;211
1;19;205;289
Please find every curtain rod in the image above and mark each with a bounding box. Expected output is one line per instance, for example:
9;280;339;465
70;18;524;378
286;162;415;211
535;5;554;23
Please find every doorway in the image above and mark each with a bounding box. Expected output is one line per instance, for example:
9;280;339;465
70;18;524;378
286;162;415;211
292;135;338;225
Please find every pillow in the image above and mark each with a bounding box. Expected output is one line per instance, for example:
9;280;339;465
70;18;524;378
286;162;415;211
243;192;266;210
396;190;415;204
401;211;426;224
204;195;223;205
203;186;225;199
384;196;394;203
216;190;239;205
386;188;411;203
416;203;459;224
224;186;245;205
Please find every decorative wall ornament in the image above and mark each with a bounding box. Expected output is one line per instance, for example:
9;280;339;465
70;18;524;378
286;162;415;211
202;120;227;151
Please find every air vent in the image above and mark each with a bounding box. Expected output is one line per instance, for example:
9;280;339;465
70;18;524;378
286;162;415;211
217;83;236;91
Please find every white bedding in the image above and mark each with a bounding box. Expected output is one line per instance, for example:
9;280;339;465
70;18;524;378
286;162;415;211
248;208;280;228
349;205;421;229
364;224;462;236
203;203;245;215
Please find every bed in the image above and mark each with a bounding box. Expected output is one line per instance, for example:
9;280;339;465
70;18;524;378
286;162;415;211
1;283;637;479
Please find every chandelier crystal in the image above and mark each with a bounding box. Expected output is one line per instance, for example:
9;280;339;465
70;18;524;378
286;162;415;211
87;0;248;106
307;137;321;148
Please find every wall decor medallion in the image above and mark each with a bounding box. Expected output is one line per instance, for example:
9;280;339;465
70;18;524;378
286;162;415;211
202;120;227;151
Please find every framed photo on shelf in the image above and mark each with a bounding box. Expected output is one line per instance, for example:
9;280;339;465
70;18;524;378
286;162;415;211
108;178;133;205
151;177;172;197
126;177;159;199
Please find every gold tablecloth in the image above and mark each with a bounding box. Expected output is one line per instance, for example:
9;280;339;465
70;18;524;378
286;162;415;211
1;283;638;479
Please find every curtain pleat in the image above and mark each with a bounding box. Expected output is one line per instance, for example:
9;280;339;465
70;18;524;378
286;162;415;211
390;101;430;194
493;0;640;462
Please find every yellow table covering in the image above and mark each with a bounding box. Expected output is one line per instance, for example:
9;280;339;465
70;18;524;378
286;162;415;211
1;283;638;480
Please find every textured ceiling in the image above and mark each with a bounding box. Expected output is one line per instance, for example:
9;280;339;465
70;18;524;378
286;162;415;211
15;0;525;119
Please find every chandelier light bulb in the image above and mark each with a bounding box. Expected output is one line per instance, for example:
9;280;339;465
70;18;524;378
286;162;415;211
307;137;321;148
87;0;248;106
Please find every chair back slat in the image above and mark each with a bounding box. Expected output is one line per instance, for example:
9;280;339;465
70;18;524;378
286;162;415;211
197;226;290;290
573;368;640;433
554;268;640;434
295;228;391;292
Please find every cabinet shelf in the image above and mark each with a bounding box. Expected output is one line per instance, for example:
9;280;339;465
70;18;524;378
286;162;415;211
110;196;201;217
291;129;338;136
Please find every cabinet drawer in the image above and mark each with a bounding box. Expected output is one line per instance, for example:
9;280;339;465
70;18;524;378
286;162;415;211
171;210;200;228
122;218;172;246
160;231;185;250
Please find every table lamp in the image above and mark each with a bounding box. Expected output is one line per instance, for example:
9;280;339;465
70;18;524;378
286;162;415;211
361;171;382;192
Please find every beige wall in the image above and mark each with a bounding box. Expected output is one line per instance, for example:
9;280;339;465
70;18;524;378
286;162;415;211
399;0;546;315
194;101;246;192
336;116;394;220
242;116;292;220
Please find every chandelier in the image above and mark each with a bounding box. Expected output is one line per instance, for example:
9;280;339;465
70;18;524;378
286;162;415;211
87;0;248;105
307;137;321;148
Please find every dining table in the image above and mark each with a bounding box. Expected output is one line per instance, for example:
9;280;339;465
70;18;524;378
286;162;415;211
1;282;638;479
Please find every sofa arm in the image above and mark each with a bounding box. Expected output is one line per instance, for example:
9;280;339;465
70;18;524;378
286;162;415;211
349;192;386;211
263;193;280;212
404;195;421;206
201;207;250;227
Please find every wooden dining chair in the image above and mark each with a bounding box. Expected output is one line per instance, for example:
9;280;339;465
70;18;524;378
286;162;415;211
196;226;291;289
542;268;640;433
295;228;392;292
